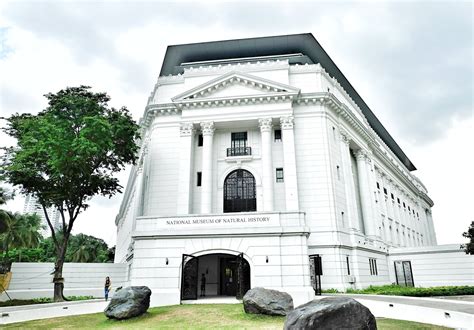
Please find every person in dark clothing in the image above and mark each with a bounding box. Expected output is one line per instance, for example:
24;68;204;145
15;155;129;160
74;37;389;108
104;276;111;301
200;273;206;297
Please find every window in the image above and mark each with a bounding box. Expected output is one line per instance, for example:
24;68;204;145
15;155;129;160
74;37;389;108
376;182;380;189
391;193;394;200
276;168;284;182
369;258;378;276
274;129;282;141
397;197;400;204
346;255;351;275
403;202;406;208
196;172;202;186
197;134;203;147
383;187;388;195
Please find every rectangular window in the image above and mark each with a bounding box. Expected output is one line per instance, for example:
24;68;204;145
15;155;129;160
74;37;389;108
231;132;247;148
274;129;282;141
346;255;350;275
391;193;394;200
369;258;378;275
198;134;203;147
376;182;380;189
403;202;406;208
383;187;388;195
197;172;202;186
276;168;284;182
397;197;400;204
408;206;411;212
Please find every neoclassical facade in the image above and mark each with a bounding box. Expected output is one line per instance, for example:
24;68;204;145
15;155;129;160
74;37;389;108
115;34;436;307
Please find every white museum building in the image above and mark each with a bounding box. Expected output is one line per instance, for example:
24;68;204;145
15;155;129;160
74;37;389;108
113;34;462;307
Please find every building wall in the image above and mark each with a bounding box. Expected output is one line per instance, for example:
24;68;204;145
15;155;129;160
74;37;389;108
388;245;474;287
0;262;127;301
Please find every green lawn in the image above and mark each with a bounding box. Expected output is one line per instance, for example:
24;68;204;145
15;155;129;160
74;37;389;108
3;304;450;329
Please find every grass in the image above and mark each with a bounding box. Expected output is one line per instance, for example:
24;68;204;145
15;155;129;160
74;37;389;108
2;303;450;329
0;295;95;307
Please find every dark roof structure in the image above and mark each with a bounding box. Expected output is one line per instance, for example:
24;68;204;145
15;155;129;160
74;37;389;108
160;33;416;171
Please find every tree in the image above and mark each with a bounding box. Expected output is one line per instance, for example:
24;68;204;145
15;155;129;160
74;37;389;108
461;221;474;255
1;86;140;301
67;233;110;263
0;187;13;233
0;212;44;266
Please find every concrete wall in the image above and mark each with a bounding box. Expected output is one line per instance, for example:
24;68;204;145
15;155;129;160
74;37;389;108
388;244;474;287
1;262;127;301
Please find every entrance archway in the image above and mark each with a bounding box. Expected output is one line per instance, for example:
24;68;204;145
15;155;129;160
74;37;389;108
181;253;251;300
223;169;256;213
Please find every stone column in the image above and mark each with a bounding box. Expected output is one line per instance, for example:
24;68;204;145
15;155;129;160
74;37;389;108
177;123;195;214
259;118;274;211
340;131;360;231
200;121;215;214
280;116;299;211
355;150;376;237
384;219;392;244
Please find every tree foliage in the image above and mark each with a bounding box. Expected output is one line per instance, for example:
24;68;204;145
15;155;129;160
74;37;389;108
461;221;474;255
1;86;139;300
2;234;115;264
0;213;43;252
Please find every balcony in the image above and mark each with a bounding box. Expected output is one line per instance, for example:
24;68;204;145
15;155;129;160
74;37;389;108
226;147;252;157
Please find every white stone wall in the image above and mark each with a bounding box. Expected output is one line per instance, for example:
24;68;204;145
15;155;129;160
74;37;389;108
1;262;127;301
388;245;474;287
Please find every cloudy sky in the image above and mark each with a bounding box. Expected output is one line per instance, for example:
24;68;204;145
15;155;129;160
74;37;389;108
0;1;472;246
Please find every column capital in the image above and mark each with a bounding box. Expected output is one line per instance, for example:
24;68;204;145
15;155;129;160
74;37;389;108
258;118;273;132
280;116;294;130
200;121;215;136
354;149;368;161
339;128;351;146
180;122;195;137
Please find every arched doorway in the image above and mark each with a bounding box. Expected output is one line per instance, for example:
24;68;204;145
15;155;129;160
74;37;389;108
181;253;251;300
223;169;256;213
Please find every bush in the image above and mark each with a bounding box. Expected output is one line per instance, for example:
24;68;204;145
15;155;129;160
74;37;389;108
322;288;340;293
0;295;95;307
345;285;474;297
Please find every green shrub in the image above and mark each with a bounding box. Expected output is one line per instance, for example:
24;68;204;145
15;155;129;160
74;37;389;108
322;288;340;293
344;285;474;297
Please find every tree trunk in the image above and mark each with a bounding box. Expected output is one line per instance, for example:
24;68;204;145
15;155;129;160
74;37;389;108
53;241;68;302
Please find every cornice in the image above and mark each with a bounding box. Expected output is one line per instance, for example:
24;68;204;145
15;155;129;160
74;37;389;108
182;59;290;77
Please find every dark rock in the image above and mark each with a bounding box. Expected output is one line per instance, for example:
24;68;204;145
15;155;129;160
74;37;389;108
243;287;294;316
284;297;377;330
104;286;152;320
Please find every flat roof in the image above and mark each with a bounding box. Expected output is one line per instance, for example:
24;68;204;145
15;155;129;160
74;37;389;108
160;33;416;171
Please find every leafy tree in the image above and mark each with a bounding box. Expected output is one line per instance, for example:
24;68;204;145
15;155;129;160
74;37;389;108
1;86;139;301
461;221;474;255
67;233;110;263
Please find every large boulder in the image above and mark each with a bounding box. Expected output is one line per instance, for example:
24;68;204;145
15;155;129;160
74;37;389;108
104;286;152;320
243;287;294;316
284;297;377;330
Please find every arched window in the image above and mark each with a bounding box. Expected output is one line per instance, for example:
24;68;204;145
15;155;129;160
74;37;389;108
223;169;256;213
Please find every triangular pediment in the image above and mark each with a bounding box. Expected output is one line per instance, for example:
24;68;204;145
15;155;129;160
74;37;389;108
171;71;300;104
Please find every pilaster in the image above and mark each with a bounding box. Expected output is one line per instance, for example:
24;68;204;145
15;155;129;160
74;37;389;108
200;121;215;214
177;122;195;214
259;118;274;211
280;116;299;211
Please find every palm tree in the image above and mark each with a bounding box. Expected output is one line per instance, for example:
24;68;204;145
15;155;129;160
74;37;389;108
0;213;44;254
69;234;99;262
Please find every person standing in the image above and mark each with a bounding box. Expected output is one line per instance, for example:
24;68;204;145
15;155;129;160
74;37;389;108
104;276;112;301
200;273;206;297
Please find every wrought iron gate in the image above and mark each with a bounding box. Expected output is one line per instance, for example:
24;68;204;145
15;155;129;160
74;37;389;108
181;254;199;300
394;260;414;287
309;254;322;295
236;253;251;299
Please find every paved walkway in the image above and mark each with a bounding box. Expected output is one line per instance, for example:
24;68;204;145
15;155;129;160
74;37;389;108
324;293;474;314
0;299;108;325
